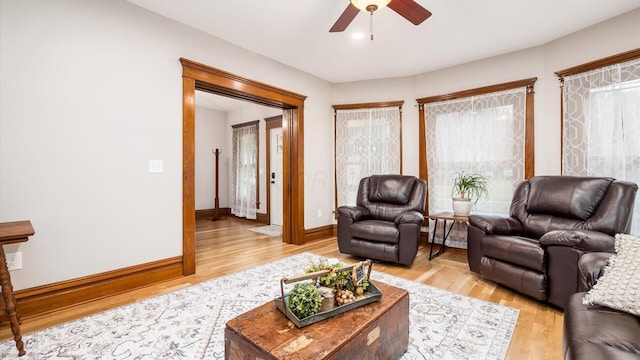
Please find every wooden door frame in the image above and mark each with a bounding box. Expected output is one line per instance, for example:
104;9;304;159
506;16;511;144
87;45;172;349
265;115;283;225
180;58;306;275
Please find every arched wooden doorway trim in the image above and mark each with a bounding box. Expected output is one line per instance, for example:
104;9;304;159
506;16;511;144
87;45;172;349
180;58;306;275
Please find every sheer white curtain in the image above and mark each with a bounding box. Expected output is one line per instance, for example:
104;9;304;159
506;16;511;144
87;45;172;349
425;88;527;247
562;58;640;235
231;123;258;219
335;107;401;206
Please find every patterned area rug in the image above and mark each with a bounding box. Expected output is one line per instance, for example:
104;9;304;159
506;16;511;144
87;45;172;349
248;224;282;237
0;252;518;359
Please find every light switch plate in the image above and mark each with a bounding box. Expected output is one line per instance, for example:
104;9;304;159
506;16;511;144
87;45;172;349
149;160;164;173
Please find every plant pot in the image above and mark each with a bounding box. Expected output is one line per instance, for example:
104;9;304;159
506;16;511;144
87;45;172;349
452;197;472;216
318;286;335;312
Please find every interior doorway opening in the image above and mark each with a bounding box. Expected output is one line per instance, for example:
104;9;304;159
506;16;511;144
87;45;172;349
265;115;283;226
181;58;307;275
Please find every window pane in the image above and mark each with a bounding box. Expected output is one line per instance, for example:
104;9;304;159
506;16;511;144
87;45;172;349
425;88;527;216
231;124;258;219
563;59;640;234
336;107;401;206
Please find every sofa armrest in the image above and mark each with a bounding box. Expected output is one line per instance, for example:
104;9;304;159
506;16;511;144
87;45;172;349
468;215;522;235
395;210;424;225
539;230;615;252
577;252;613;292
337;206;370;222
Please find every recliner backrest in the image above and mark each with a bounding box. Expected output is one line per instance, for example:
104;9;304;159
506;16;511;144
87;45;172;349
356;175;426;222
509;176;638;238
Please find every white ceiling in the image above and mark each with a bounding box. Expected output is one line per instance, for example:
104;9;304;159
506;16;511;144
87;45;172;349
128;0;640;84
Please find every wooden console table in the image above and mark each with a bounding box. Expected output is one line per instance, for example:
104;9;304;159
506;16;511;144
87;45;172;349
0;220;34;357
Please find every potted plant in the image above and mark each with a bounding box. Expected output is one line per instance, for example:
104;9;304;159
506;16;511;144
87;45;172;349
451;172;489;216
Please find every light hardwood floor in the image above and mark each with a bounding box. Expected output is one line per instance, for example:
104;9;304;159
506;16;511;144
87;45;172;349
1;216;564;359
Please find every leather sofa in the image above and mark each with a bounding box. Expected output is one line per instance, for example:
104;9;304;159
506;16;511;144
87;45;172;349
337;175;427;266
563;252;640;359
467;176;637;308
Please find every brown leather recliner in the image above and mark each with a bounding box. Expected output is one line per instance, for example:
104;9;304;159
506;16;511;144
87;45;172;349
563;252;640;359
337;175;427;266
467;176;637;309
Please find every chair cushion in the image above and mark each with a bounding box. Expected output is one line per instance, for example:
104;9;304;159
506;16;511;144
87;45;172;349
527;176;613;220
368;175;416;205
350;239;399;263
480;257;547;300
482;235;545;272
351;220;399;244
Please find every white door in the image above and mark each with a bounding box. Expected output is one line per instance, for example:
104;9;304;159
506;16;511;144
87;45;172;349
270;127;283;226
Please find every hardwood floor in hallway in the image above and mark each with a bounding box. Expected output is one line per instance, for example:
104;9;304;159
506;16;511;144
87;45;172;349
0;216;564;359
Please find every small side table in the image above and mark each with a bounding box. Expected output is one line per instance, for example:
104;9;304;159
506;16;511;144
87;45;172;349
427;212;468;260
0;220;34;357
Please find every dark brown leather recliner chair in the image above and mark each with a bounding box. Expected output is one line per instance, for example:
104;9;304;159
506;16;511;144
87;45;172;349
467;176;637;308
563;252;640;359
337;175;427;266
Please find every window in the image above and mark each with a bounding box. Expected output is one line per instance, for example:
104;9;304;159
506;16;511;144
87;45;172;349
557;50;640;235
231;120;259;219
417;78;536;247
334;102;403;207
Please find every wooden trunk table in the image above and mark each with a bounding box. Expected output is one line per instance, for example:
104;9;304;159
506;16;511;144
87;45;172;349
225;281;409;359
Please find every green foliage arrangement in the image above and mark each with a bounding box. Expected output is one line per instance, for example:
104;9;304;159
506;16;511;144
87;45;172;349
451;171;490;205
286;283;322;319
304;258;370;293
305;258;343;289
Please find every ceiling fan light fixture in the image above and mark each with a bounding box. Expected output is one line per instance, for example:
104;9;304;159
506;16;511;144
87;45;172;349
350;0;391;12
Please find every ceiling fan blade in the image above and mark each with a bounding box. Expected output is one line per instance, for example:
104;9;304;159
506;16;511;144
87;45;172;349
388;0;432;25
329;3;360;32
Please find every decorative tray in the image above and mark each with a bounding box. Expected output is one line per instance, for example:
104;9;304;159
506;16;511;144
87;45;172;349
274;260;382;328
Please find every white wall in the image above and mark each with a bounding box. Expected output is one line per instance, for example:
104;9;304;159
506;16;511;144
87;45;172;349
195;106;227;210
0;0;333;289
1;0;638;290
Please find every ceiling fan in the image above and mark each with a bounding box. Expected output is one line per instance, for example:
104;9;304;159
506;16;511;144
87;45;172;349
329;0;432;34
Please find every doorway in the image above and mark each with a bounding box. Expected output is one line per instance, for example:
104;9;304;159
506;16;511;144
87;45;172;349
180;58;307;275
265;115;283;226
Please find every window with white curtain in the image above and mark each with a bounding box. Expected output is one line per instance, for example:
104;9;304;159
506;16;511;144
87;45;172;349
231;121;259;219
334;104;402;207
425;88;527;216
559;56;640;235
419;79;535;248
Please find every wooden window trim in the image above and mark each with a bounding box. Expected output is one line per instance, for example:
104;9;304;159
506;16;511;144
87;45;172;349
416;78;537;104
332;101;404;218
333;101;404;110
555;48;640;80
231;120;260;128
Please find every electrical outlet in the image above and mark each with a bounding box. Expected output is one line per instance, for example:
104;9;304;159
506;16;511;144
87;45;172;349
317;209;323;218
148;160;164;174
6;252;22;271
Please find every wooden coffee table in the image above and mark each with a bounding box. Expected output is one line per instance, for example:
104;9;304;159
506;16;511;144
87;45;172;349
225;281;409;359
